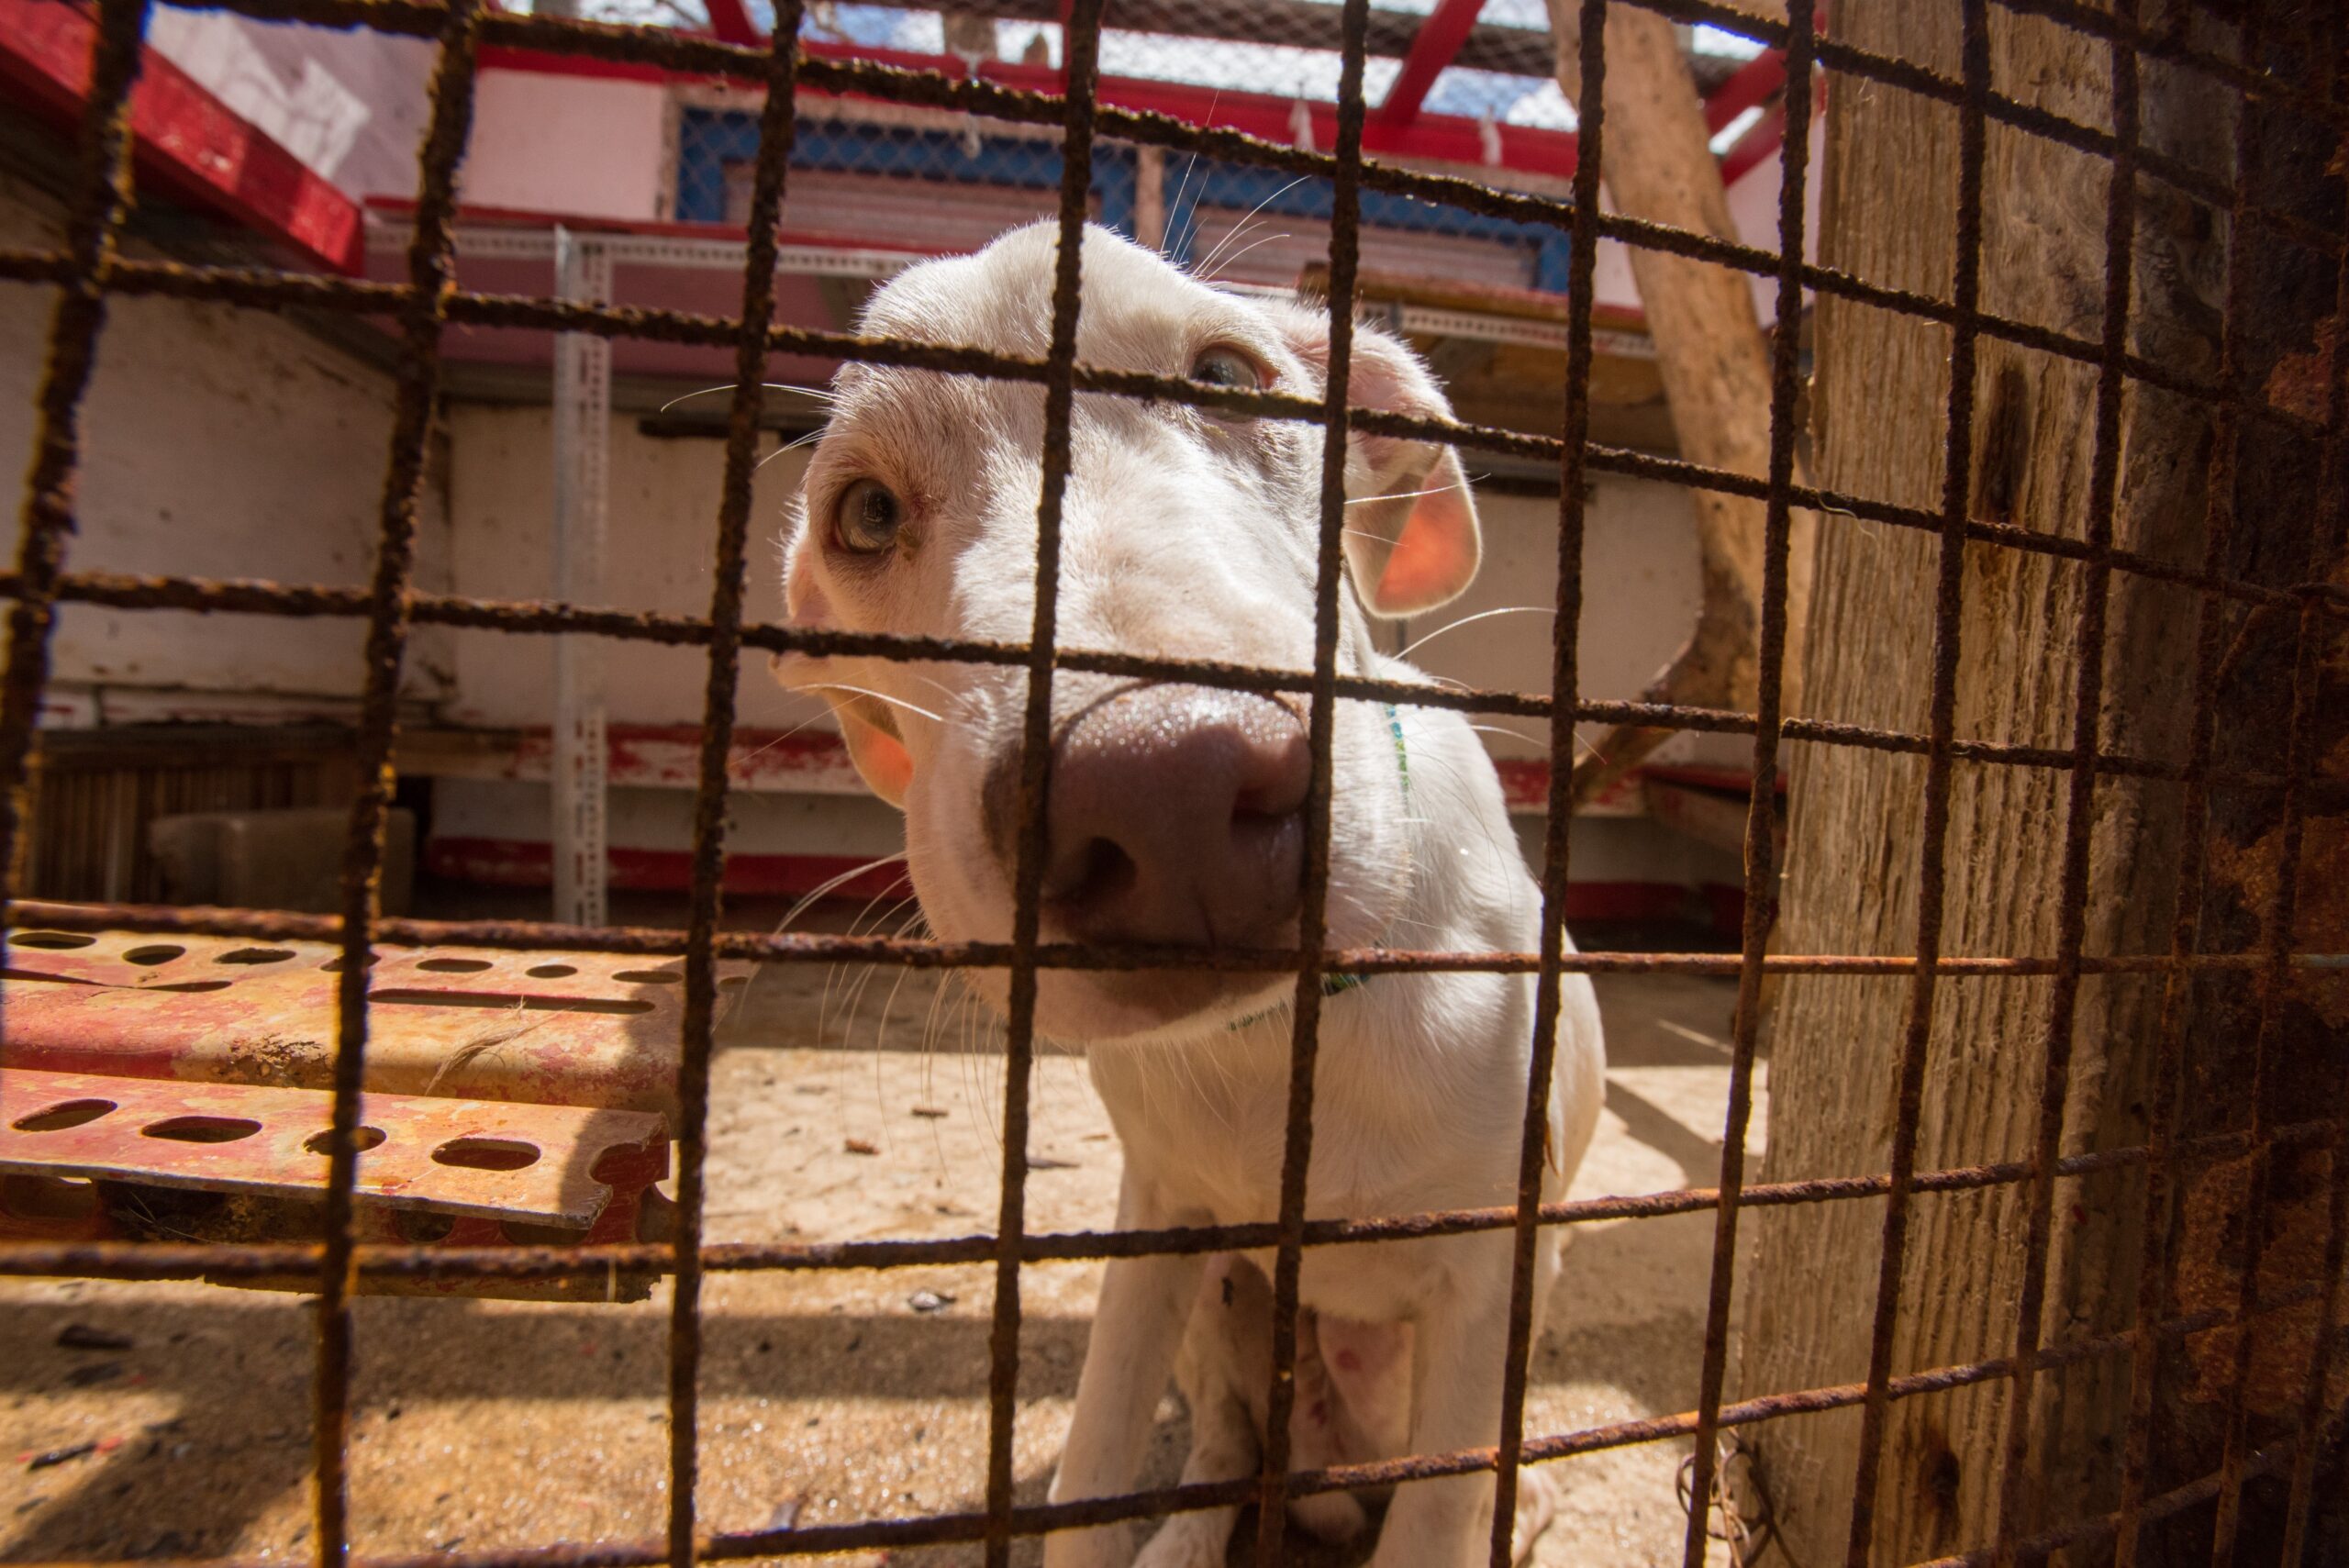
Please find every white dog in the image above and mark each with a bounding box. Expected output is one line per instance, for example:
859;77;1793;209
774;220;1605;1567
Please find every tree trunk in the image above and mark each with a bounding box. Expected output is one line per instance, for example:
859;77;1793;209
1730;5;2252;1561
1543;0;1815;809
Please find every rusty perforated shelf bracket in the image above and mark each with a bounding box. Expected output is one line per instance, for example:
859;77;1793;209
0;927;729;1299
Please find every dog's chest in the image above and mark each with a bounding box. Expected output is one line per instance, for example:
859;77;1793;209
1090;1038;1504;1232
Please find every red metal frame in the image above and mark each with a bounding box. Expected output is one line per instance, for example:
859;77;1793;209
0;0;363;273
476;31;1804;192
0;0;1799;283
1375;0;1487;130
1703;48;1787;134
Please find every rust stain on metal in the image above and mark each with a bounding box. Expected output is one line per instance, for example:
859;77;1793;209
2;927;745;1118
1;1066;664;1227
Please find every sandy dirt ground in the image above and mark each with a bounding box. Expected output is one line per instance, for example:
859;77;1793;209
3;946;1758;1567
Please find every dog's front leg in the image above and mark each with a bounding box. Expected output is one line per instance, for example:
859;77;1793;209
1042;1167;1204;1568
1365;1273;1520;1568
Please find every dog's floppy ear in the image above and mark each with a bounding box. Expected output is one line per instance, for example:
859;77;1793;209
829;696;914;807
1281;308;1482;617
777;517;915;808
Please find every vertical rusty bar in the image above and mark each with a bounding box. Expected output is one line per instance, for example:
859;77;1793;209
982;5;1101;1564
2204;17;2329;1529
666;9;801;1567
0;0;150;950
1842;4;1995;1562
1482;0;1607;1560
1676;4;1818;1563
1984;9;2141;1563
314;7;483;1564
2277;220;2349;1568
2113;5;2269;1554
2206;585;2322;1568
1252;2;1369;1562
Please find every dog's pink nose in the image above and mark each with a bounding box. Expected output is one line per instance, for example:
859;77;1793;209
992;686;1310;946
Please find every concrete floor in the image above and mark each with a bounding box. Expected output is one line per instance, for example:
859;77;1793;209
1;940;1758;1567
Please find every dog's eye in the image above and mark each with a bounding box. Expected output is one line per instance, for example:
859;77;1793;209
832;478;903;555
1188;347;1263;393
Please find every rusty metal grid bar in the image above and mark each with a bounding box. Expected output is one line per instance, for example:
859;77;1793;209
0;1299;2326;1568
168;0;2349;264
2277;237;2349;1568
1677;0;1820;1560
974;4;1102;1562
1636;0;2349;145
2206;77;2343;1539
1985;5;2143;1562
0;257;2340;619
2203;589;2325;1562
2114;0;2274;1558
6;234;2345;616
1251;3;1369;1562
11;1103;2346;1286
14;894;2347;979
1484;0;1609;1558
2114;7;2309;1553
659;8;803;1568
5;230;2340;491
1842;0;1996;1559
10;568;2346;801
2215;46;2349;1546
306;0;486;1558
0;0;147;922
0;1;2340;1565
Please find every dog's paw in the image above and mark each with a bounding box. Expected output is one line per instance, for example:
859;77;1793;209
1286;1489;1368;1544
1131;1517;1233;1568
1041;1522;1135;1568
1510;1468;1557;1565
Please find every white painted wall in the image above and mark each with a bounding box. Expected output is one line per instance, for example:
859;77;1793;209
439;403;821;733
0;169;454;722
1724;111;1824;323
1585;111;1824;326
434;400;1726;886
1405;478;1713;770
458;71;672;221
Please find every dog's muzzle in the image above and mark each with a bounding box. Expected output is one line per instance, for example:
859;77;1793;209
981;684;1310;950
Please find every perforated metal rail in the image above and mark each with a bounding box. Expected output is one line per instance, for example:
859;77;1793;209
1;1;2344;1566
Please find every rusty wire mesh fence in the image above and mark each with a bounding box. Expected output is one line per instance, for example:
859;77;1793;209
1;0;2345;1564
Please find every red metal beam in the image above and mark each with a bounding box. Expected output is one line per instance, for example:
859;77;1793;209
1702;48;1787;134
1374;0;1486;130
1717;71;1823;186
477;34;1582;178
702;0;763;48
0;0;362;273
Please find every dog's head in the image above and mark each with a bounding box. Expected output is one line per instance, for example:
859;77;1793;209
775;221;1481;1043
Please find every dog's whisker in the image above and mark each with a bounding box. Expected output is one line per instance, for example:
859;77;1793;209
659;382;842;414
1197;231;1291;285
757;428;829;468
1195;174;1309;279
730;705;868;782
800;682;949;725
1395;606;1558;661
1343;482;1462;509
1462;721;1550;751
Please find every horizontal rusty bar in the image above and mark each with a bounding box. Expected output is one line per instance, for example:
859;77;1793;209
0;1300;2321;1568
2;929;746;1118
5;246;2342;557
0;1068;666;1225
16;902;2347;978
6;573;2343;801
6;1110;2332;1284
184;0;2346;253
